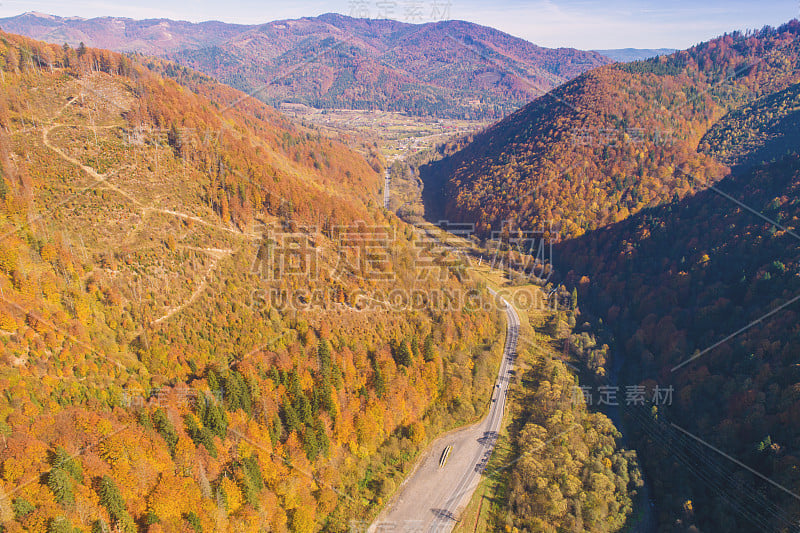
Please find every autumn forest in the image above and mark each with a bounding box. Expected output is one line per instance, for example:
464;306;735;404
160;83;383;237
0;7;799;533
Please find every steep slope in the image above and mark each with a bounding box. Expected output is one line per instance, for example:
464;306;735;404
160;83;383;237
0;12;612;119
556;154;800;532
421;21;800;238
700;80;800;168
550;72;800;532
0;32;507;532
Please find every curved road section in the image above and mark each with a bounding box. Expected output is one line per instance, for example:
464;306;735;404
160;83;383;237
369;290;520;532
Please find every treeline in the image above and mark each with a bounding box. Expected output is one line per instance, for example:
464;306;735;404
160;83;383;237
478;297;642;532
500;355;641;531
0;34;136;78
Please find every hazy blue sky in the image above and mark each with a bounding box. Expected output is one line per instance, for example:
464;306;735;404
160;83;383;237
0;0;797;49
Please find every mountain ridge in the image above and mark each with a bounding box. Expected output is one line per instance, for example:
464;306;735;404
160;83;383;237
418;20;800;238
0;11;613;118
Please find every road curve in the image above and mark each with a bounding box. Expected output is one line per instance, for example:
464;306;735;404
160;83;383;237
369;290;520;532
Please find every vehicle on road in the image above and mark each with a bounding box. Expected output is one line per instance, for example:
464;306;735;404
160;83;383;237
439;445;453;468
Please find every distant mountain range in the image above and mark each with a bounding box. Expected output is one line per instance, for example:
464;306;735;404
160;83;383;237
592;47;677;62
0;11;612;118
0;11;252;54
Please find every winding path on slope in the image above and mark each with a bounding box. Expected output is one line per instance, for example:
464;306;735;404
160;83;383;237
370;289;519;532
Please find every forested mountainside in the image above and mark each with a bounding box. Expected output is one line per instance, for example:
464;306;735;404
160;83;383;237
547;59;800;533
0;12;612;119
421;20;800;238
412;19;800;532
556;152;800;531
700;79;800;168
0;32;518;532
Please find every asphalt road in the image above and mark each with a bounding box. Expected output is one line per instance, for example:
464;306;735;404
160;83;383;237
369;290;519;532
384;168;391;208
